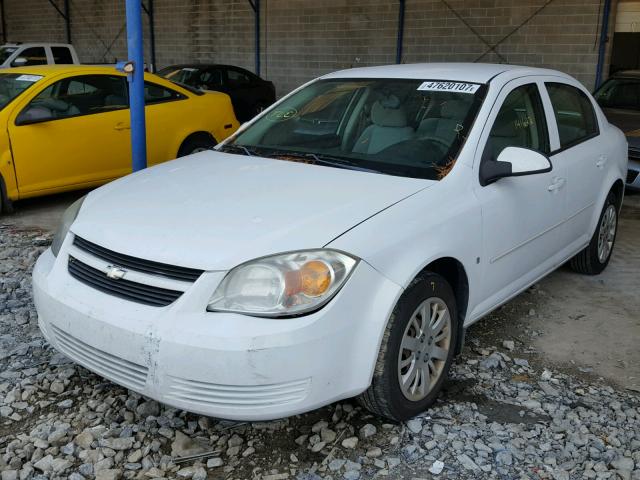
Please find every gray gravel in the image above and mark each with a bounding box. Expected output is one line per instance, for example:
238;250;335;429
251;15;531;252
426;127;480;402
1;225;639;480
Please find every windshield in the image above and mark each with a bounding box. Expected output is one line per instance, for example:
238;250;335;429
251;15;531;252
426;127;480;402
0;73;43;110
0;46;18;63
224;78;486;180
594;77;640;111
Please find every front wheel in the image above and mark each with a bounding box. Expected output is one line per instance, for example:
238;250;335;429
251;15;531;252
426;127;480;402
570;191;618;275
177;135;217;157
358;273;458;421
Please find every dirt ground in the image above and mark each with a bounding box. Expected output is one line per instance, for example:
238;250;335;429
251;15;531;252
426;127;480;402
3;189;639;392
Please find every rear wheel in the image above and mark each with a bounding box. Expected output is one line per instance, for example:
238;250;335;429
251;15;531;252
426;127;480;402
570;191;618;275
0;174;13;214
177;134;217;157
357;273;458;421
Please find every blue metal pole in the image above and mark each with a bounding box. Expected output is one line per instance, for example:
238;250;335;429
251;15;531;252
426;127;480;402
255;0;261;75
595;0;612;89
396;0;405;64
125;0;147;171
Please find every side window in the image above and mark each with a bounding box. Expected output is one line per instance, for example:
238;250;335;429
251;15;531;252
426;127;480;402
226;69;251;87
203;68;224;89
13;47;47;66
546;83;598;149
485;83;549;161
21;75;128;122
52;47;73;64
144;82;183;104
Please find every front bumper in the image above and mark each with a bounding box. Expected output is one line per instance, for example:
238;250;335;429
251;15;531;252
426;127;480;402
33;245;401;420
627;156;640;191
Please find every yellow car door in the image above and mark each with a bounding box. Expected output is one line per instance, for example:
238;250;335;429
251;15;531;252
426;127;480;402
8;73;132;195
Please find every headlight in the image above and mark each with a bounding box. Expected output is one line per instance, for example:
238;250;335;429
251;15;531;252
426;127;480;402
207;250;358;317
51;195;86;257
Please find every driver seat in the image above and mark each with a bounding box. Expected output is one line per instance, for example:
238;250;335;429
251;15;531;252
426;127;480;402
417;99;468;145
353;96;414;155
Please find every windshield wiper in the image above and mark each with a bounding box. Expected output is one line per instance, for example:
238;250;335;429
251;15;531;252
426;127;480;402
219;144;256;156
267;150;382;174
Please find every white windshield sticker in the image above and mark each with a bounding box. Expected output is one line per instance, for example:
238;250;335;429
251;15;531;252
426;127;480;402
418;81;480;94
16;74;43;82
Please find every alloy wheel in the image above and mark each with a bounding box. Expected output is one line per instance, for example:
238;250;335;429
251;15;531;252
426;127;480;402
398;297;452;401
597;204;617;263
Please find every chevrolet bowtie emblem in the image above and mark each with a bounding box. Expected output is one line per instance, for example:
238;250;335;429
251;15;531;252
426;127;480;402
106;266;127;280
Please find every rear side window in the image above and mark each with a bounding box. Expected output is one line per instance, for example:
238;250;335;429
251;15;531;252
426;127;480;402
144;82;184;104
226;69;252;87
14;47;47;66
546;83;598;149
52;47;73;64
485;83;549;161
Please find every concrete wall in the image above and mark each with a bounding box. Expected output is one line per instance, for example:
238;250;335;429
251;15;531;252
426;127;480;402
1;0;616;96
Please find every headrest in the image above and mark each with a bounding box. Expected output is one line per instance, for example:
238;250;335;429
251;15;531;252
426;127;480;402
371;96;407;127
491;108;521;138
440;100;469;120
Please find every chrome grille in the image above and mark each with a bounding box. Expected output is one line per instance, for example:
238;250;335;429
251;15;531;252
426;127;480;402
73;236;203;282
51;325;148;391
68;256;183;307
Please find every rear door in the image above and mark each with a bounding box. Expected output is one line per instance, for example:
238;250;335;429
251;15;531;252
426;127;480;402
542;81;606;245
474;78;568;307
8;73;131;194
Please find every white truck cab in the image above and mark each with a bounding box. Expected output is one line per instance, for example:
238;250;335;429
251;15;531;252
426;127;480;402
0;43;79;68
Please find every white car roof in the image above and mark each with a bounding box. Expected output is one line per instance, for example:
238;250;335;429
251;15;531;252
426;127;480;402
322;63;571;84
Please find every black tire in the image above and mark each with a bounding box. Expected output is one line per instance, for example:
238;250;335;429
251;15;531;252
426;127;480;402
0;174;13;214
177;135;216;157
357;273;458;421
570;191;618;275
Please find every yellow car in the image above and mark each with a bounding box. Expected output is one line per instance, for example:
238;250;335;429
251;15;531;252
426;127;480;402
0;65;239;211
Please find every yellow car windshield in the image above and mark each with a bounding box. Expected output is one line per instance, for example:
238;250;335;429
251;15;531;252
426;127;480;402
0;73;44;110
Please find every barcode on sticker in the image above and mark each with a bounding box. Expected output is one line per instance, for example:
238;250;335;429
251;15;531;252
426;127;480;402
418;81;480;94
16;74;43;82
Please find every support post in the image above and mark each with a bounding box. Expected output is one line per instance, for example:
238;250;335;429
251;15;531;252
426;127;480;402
47;0;71;43
125;0;147;171
595;0;612;88
142;0;157;72
64;0;71;43
396;0;405;64
248;0;260;75
1;0;7;43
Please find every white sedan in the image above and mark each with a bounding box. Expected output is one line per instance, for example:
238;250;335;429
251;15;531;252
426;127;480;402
33;63;627;421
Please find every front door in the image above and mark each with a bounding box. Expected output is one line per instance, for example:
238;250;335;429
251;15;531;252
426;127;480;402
8;73;131;195
473;79;568;312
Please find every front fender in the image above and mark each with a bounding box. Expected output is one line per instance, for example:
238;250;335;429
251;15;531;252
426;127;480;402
327;174;481;325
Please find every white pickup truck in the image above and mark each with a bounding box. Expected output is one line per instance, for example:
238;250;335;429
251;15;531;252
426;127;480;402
0;43;79;68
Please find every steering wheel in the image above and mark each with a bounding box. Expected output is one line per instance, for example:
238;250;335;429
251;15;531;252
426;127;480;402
420;135;451;152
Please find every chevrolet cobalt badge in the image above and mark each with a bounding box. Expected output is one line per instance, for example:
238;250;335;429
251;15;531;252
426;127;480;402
106;266;127;280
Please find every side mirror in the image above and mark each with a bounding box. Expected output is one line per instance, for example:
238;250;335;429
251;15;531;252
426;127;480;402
15;106;55;126
480;146;552;186
11;57;27;67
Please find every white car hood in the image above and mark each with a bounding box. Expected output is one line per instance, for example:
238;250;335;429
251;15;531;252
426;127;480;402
71;152;433;270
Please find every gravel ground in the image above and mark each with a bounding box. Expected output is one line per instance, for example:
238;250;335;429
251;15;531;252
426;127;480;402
0;224;638;480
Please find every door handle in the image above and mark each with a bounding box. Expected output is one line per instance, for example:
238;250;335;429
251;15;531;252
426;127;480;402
548;177;566;192
114;122;130;131
596;155;608;168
